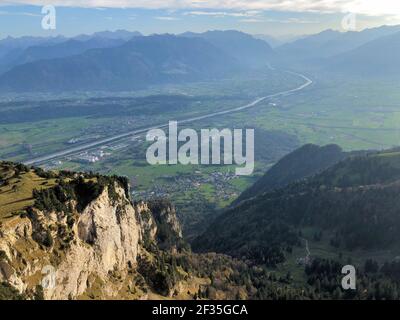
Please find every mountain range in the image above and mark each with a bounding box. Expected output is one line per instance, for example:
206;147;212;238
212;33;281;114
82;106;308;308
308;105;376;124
327;31;400;76
0;38;128;75
1;25;400;91
277;25;400;62
181;30;275;67
0;34;242;92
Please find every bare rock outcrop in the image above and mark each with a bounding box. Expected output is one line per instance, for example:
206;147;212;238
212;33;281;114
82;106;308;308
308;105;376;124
0;184;148;299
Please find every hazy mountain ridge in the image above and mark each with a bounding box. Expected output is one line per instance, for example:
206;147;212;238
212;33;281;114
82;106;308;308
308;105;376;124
0;37;128;74
0;35;66;60
181;30;275;67
0;30;141;60
0;30;142;75
276;25;400;62
2;26;400;91
326;31;400;76
0;34;243;92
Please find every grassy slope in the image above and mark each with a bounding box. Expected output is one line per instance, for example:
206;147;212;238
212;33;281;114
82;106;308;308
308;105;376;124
0;164;57;221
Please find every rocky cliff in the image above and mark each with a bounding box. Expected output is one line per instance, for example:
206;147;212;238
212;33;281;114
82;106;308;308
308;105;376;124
0;165;185;300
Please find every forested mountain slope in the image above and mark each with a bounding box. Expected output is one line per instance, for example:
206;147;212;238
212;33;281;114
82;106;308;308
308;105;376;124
194;148;400;266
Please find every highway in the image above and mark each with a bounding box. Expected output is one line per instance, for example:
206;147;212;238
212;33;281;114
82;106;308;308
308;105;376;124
24;71;313;166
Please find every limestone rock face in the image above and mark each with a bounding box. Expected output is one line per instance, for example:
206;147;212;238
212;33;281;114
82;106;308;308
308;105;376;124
148;200;183;247
158;204;183;239
136;202;158;242
0;184;149;300
48;186;141;299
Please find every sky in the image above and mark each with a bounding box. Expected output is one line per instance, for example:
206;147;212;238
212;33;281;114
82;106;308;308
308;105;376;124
1;1;400;39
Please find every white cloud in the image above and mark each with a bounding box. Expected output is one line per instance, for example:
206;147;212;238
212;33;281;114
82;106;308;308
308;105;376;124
264;17;319;24
240;18;264;23
0;9;41;16
20;11;41;16
3;0;400;18
184;10;261;18
155;16;180;21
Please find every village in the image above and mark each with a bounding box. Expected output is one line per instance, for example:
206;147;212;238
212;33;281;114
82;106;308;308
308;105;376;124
132;169;241;202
